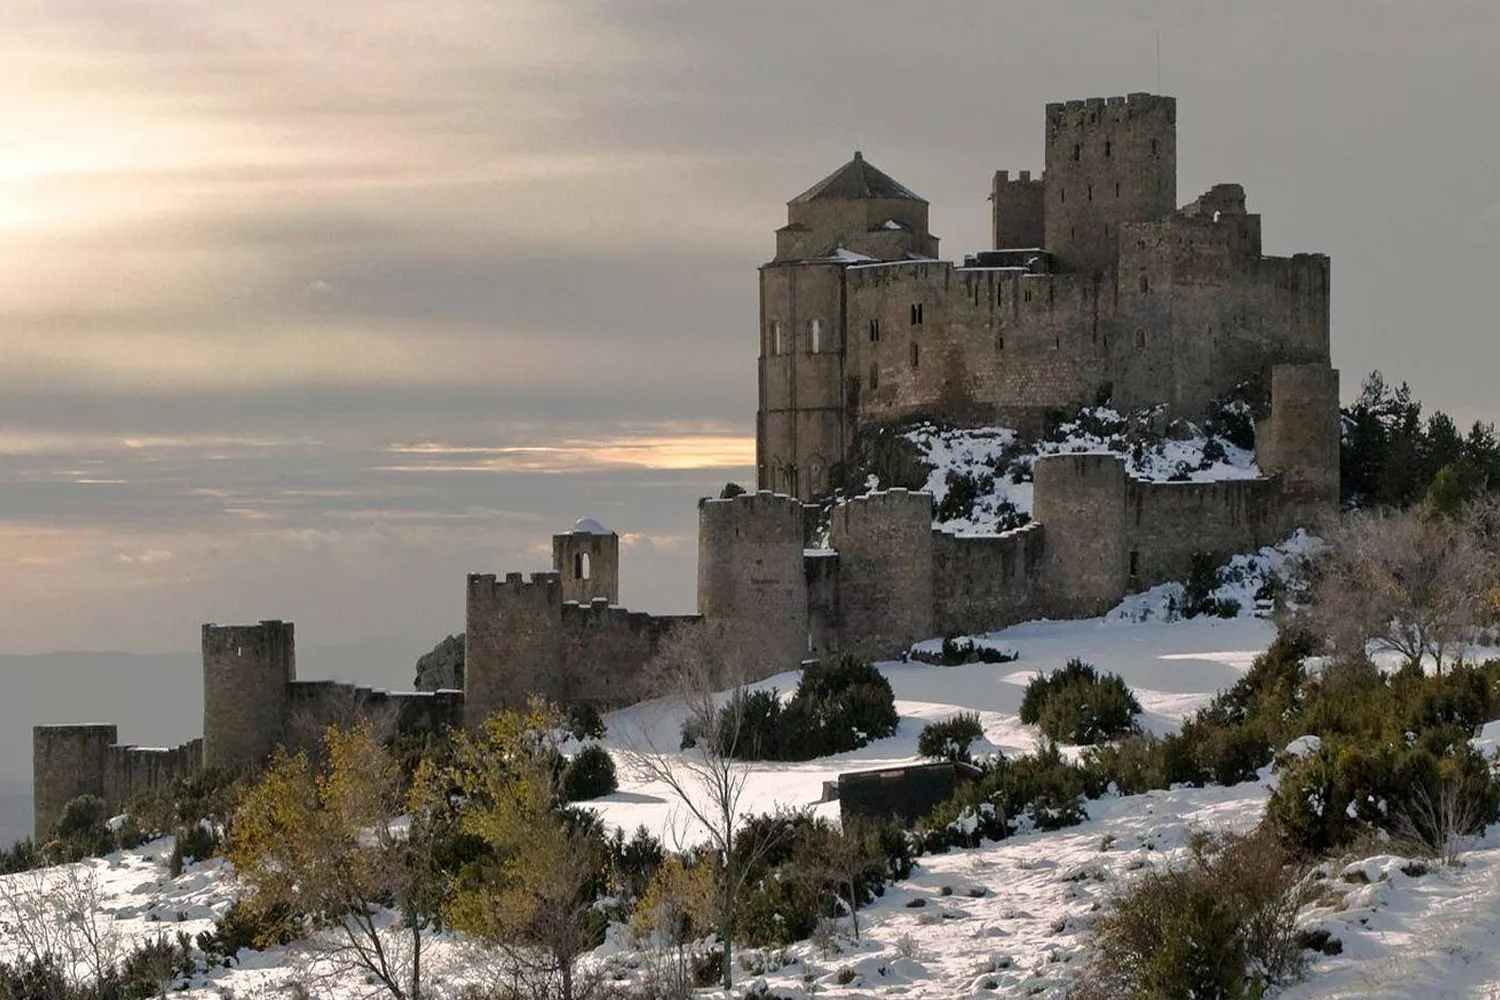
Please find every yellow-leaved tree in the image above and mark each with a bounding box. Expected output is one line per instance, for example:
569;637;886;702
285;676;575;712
434;702;609;1000
228;721;448;1000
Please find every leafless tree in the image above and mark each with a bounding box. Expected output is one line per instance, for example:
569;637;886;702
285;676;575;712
1298;505;1496;673
0;865;121;987
1393;767;1494;865
619;621;786;991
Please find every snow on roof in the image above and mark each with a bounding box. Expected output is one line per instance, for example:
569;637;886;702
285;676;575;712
878;219;907;231
569;517;611;535
823;246;877;263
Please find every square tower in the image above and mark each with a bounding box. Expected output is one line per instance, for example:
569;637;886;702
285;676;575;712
552;518;619;605
1044;94;1176;274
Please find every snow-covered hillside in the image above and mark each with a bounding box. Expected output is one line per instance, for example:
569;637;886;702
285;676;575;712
7;599;1500;999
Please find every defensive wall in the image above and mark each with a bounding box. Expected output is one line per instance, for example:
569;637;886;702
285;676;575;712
33;620;466;839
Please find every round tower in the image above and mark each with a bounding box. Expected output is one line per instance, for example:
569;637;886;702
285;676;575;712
202;620;295;772
552;518;620;605
697;490;808;679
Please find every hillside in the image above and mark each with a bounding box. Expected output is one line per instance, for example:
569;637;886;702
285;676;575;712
5;596;1498;999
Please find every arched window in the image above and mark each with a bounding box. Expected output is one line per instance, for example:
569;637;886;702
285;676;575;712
809;319;822;354
1072;143;1081;162
574;552;591;581
1139;273;1149;294
771;321;784;355
869;363;879;390
1104;139;1112;158
910;343;919;368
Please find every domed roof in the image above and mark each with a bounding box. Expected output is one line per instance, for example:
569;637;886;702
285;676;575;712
569;517;611;536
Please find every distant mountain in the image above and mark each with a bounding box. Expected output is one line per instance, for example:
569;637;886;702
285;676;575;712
0;636;436;846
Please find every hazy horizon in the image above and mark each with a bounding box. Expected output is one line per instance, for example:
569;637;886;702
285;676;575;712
4;0;1500;658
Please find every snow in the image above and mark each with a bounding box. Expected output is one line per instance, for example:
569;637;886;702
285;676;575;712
7;607;1500;998
825;247;877;263
898;411;1260;536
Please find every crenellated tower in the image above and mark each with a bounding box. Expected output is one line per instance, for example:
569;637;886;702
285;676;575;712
1043;93;1176;275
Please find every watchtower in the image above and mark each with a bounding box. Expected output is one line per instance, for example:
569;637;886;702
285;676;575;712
1044;94;1176;274
552;518;619;605
202;620;295;772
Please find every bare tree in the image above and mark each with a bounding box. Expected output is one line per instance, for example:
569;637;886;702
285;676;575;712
620;621;786;991
1393;766;1495;865
0;865;120;988
1299;505;1496;673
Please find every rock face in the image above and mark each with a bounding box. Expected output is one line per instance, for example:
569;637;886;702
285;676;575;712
414;634;464;692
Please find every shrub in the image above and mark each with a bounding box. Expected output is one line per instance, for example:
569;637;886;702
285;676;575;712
917;713;985;763
1073;827;1309;1000
1265;739;1500;858
52;794;116;860
169;821;222;876
567;702;606;741
910;636;1020;666
196;900;300;966
705;655;899;762
562;744;618;801
1021;659;1141;745
733;813;911;948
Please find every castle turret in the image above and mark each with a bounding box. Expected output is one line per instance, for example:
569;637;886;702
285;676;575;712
697;491;808;678
464;572;564;726
32;724;116;839
1044;94;1176;274
827;489;935;659
1259;363;1341;531
1034;454;1130;615
202;620;295;772
552;518;619;605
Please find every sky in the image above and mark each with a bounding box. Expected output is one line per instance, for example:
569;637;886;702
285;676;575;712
2;0;1498;657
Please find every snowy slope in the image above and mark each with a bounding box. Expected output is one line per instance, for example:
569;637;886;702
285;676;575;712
5;609;1499;999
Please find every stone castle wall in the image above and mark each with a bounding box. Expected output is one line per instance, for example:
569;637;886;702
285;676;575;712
697;491;809;675
827;489;934;659
932;522;1046;638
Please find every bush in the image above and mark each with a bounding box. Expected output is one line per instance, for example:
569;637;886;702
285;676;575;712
909;636;1020;666
1264;739;1500;858
567;702;606;741
1073;827;1309;1000
196;900;300;966
51;794;116;860
169;821;222;876
733;813;912;948
917;713;985;763
1021;659;1141;745
562;744;618;801
703;655;898;762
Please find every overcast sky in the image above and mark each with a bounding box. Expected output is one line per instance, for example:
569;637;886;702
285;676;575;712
2;0;1497;656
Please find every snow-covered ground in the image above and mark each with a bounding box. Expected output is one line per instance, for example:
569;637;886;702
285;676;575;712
5;609;1499;998
898;410;1258;535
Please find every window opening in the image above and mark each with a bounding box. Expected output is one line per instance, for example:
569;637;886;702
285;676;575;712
910;343;919;368
810;318;822;354
869;363;879;390
869;318;880;343
1139;273;1149;293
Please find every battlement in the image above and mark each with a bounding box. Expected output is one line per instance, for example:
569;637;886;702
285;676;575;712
469;571;563;594
1046;92;1175;122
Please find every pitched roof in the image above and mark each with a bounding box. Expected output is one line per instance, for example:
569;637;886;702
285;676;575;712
789;151;925;205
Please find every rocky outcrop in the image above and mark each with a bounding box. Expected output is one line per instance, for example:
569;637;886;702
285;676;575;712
414;634;464;692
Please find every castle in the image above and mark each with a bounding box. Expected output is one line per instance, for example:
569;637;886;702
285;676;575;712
31;93;1339;840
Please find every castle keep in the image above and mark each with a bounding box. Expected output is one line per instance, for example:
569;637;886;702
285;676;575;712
759;93;1330;499
32;93;1340;841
